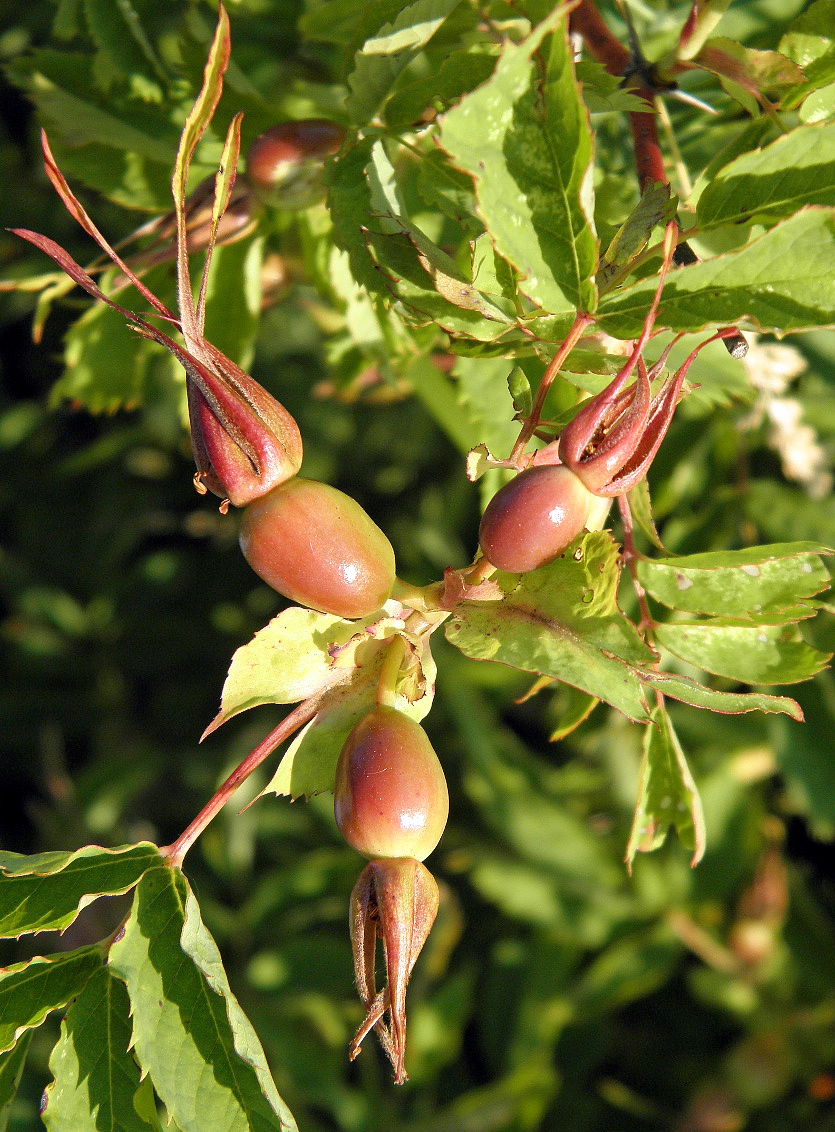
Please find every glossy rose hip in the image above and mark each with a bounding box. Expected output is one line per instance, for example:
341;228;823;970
334;707;448;861
478;464;593;574
239;478;395;619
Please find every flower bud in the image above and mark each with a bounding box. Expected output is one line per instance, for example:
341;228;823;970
348;857;440;1083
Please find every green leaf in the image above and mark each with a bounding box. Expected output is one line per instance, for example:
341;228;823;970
384;48;497;126
626;704;706;870
639;671;803;720
654;620;830;685
780;0;835;70
5;51;176;210
365;229;512;340
208;607;426;728
453;356;523;460
445;532;654;722
598;209;835;337
0;1033;32;1132
326;139;388;295
109;868;297;1132
415;149;481;235
599;182;674;290
438;11;597;313
82;0;167;95
548;685;599;740
697;123;835;229
53;291;156;413
345;0;462;125
0;843;162;938
0;948;103;1053
42;966;156;1132
507;366;532;418
695;38;807;98
201;235;264;372
627;479;666;551
636;543;831;617
262;636;437;799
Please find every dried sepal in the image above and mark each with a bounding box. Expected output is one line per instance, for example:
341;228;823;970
349;857;440;1084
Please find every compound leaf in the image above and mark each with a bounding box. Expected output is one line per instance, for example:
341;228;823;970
109;868;297;1132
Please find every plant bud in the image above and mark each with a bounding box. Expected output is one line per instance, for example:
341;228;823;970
478;464;593;574
334;707;449;861
239;478;396;618
348;857;440;1083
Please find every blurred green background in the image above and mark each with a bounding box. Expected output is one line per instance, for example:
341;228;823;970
2;1;835;1129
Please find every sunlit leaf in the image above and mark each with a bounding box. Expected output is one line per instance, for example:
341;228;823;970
109;868;297;1132
439;10;597;313
42;967;157;1132
626;703;706;869
598;209;835;336
637;543;831;617
654;620;830;685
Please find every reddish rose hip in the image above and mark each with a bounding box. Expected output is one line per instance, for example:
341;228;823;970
245;120;345;208
334;707;449;861
239;478;396;619
478;464;593;574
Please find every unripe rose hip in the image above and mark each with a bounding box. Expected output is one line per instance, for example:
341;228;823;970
239;477;396;619
478;464;593;574
334;707;448;861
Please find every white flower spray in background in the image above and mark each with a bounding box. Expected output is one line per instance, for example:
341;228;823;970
741;339;832;499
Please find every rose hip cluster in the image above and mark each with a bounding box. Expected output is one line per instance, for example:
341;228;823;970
14;117;450;1083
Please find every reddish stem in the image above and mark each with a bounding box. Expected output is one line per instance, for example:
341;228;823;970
163;698;319;867
569;0;630;76
510;311;594;464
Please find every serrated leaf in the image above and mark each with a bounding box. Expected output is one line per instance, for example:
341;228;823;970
637;543;831;617
780;0;835;71
346;0;462;125
207;607;412;729
53;290;156;413
415;149;481;234
470;233;518;301
0;843;162;939
109;868;297;1132
438;11;597;313
262;637;436;799
639;671;803;720
0;949;102;1054
299;0;404;48
598;209;835;337
42;966;156;1132
654;620;830;685
0;1033;32;1132
626;704;706;869
695;38;807;98
446;532;654;722
574;59;654;114
697;123;835;229
453;356;522;460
